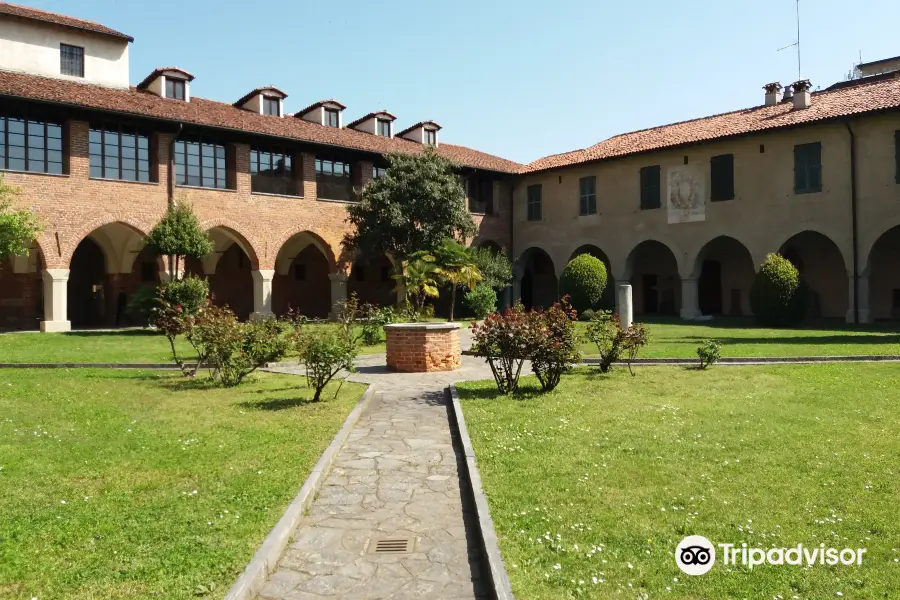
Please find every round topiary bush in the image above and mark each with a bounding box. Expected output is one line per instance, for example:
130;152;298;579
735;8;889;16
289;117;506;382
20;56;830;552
560;254;608;314
465;284;497;319
749;253;808;326
159;275;210;316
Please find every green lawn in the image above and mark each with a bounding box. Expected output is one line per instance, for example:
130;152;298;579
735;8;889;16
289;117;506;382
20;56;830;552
0;327;388;363
458;365;900;599
0;369;366;600
578;317;900;358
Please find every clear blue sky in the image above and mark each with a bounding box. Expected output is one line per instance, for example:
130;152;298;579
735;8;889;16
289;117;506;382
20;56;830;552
21;0;900;164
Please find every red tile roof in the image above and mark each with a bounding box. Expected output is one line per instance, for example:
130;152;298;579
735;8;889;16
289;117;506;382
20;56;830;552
0;70;522;173
0;2;132;42
524;74;900;173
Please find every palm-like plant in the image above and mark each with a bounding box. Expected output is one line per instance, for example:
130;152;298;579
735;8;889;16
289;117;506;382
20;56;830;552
414;239;483;321
393;258;440;315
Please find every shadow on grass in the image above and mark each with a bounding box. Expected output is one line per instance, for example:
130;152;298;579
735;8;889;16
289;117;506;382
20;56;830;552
239;396;318;411
61;329;165;338
458;380;546;402
675;334;899;346
639;316;900;334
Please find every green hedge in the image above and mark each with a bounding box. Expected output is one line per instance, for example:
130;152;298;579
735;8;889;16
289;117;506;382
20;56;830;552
749;253;807;326
559;254;608;314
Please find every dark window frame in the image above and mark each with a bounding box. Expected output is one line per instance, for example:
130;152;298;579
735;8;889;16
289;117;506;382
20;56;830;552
579;175;597;215
249;146;295;196
467;177;494;215
315;157;353;200
262;96;280;116
640;165;661;210
794;142;822;194
174;136;229;189
710;153;735;202
89;123;152;183
425;129;437;145
377;119;391;137
0;114;64;174
527;184;542;221
60;43;84;77
165;78;186;101
325;108;340;128
373;166;387;179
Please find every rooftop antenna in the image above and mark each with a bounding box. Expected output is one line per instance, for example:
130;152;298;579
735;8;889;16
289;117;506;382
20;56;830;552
777;0;801;80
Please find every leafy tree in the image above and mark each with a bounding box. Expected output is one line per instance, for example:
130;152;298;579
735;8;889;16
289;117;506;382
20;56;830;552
393;258;440;315
749;253;808;326
530;298;581;392
292;323;358;402
0;175;42;269
471;246;513;291
413;239;482;321
343;148;476;268
465;284;497;319
146;202;213;280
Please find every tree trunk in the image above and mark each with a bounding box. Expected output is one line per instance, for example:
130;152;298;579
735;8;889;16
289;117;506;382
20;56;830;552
449;286;456;322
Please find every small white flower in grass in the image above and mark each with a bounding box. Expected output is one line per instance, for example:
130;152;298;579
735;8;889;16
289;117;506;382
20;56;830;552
666;587;671;591
592;577;598;584
627;563;633;569
836;593;843;597
60;500;66;504
207;521;212;526
83;497;88;502
578;580;584;585
673;577;679;582
553;563;561;570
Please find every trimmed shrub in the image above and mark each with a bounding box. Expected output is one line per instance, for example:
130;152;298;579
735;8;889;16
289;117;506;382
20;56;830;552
159;275;209;316
579;308;596;322
126;285;159;327
471;303;542;394
294;324;358;402
585;310;649;374
749;254;807;326
560;254;608;313
465;284;497;319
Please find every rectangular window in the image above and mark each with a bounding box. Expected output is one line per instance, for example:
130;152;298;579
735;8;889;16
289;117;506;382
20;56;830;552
165;79;185;100
89;124;151;182
425;129;436;145
250;146;294;195
373;166;387;179
174;137;228;189
467;178;494;215
579;176;597;215
895;130;899;184
325;109;340;128
315;157;353;200
710;154;734;201
262;97;280;116
794;142;822;193
527;184;542;221
0;115;63;174
60;44;84;77
640;165;661;210
377;119;391;137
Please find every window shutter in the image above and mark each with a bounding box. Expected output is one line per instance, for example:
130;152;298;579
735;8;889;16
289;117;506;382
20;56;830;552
793;145;805;192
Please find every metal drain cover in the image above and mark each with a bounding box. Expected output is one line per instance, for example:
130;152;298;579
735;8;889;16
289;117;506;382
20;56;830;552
369;537;414;554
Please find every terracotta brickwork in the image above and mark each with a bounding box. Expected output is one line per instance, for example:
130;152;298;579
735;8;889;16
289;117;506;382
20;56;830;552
385;324;461;372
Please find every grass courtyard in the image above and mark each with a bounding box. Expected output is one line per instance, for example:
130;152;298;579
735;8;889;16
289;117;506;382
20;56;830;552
457;365;900;599
0;368;366;600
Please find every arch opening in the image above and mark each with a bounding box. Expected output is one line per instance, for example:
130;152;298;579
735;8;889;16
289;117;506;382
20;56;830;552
865;225;900;321
518;247;557;310
625;240;679;316
778;231;848;319
0;244;44;330
692;236;755;316
274;240;333;318
348;254;396;307
67;222;158;327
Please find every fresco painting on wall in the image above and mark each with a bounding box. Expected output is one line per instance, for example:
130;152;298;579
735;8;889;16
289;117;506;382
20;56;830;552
667;166;705;224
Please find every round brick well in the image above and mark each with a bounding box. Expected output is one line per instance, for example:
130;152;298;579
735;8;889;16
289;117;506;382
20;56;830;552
384;322;461;372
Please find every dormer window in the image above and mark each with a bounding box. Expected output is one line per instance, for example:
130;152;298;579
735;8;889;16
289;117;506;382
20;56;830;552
378;119;391;137
347;111;396;137
166;79;185;100
263;97;279;116
425;129;436;146
325;109;340;128
398;120;442;146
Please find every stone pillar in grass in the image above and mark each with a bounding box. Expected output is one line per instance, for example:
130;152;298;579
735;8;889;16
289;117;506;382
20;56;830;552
616;283;633;329
40;268;71;332
680;277;701;320
251;269;275;319
328;272;349;320
846;275;871;324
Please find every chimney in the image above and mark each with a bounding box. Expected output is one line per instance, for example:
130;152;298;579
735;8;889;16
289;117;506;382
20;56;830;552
792;79;812;109
763;82;783;106
781;84;794;103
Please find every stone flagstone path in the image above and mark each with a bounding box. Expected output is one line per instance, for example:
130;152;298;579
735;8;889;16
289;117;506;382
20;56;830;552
257;355;496;600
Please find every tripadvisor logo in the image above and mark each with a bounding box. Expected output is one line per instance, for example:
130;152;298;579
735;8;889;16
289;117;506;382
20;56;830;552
675;536;866;575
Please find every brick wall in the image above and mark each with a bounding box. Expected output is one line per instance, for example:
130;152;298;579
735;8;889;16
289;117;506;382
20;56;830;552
385;324;461;372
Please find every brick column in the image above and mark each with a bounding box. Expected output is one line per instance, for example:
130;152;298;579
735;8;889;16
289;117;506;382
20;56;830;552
385;323;461;372
251;269;275;318
300;152;317;199
40;268;71;332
